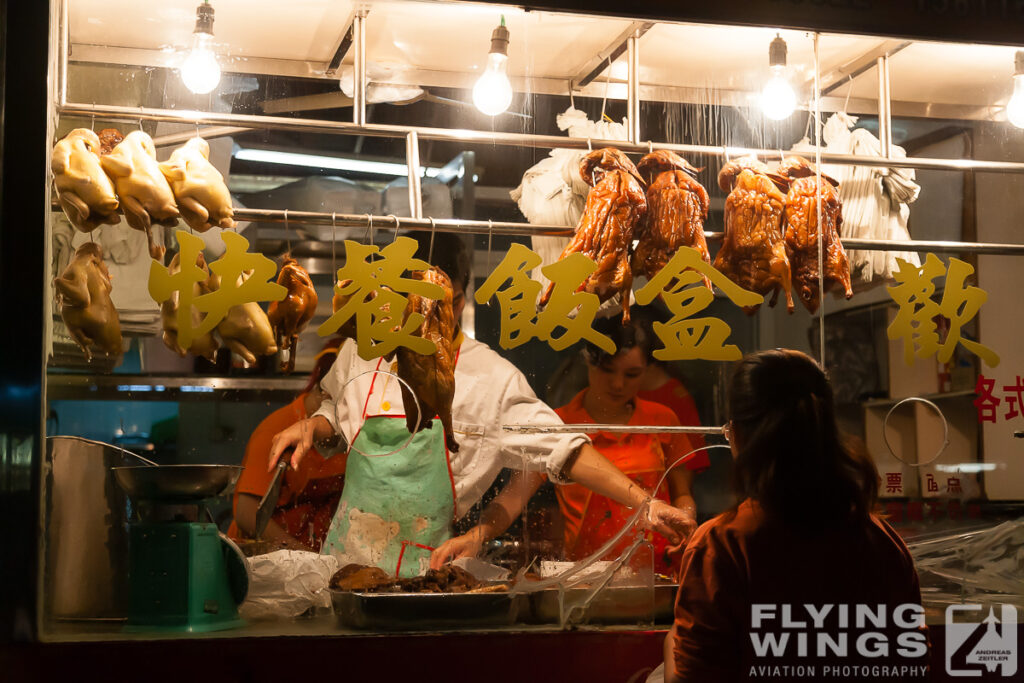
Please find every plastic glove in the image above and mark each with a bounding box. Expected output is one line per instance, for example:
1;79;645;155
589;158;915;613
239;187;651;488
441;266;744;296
429;527;485;570
645;499;698;547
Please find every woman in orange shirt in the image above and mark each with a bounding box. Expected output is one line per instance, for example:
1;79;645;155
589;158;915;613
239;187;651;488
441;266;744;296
554;316;709;575
229;339;346;551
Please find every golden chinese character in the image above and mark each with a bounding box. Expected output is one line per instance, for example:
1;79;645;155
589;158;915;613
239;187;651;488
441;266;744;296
634;247;763;361
148;230;208;350
475;243;614;354
887;254;999;368
318;237;444;360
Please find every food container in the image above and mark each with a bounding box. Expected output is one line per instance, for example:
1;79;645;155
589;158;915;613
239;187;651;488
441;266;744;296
331;589;525;631
526;583;678;625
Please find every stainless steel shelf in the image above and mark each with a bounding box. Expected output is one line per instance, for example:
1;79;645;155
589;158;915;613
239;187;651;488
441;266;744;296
862;390;976;409
46;374;306;401
57;101;1024;175
503;423;724;435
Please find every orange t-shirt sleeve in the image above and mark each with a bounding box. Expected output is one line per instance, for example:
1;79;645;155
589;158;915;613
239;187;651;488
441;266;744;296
671;525;745;682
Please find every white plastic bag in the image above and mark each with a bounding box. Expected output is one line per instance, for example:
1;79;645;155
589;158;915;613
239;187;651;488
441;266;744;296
239;550;340;620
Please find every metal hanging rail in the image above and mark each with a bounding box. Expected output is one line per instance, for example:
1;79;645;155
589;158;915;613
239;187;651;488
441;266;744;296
57;101;1024;175
503;424;725;435
228;208;1024;255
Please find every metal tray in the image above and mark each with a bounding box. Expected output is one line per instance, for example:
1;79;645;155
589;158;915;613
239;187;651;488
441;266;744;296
527;583;678;625
331;589;524;631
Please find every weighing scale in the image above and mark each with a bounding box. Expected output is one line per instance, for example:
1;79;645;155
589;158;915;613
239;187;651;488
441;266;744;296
112;464;249;633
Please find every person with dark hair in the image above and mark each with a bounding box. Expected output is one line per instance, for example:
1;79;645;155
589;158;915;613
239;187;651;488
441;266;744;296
552;315;709;573
664;349;928;682
270;234;697;576
229;337;347;552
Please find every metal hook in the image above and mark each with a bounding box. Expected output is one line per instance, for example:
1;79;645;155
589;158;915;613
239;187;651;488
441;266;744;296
428;217;437;263
568;81;575;111
195;121;201;138
90;112;96;132
722;145;731;163
387;215;400;243
283;209;291;254
331;211;337;275
648;140;654;154
138;105;144;131
486;219;494;305
587;138;592;152
843;73;854;114
883;397;950;467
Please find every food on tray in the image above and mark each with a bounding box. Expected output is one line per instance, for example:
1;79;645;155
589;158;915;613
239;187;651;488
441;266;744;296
267;256;318;372
100;130;179;261
775;156;853;314
396;267;459;452
158;137;236;233
540;147;647;323
205;269;279;364
714;156;794;314
633;150;712;289
53;242;122;360
330;563;485;594
51;128;121;233
160;251;220;361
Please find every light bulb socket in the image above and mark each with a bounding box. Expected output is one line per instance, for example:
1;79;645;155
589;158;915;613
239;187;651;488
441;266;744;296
769;35;787;69
489;24;510;56
194;2;215;35
1015;50;1024;76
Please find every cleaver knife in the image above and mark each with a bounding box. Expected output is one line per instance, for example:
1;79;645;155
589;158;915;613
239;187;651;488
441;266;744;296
254;452;290;539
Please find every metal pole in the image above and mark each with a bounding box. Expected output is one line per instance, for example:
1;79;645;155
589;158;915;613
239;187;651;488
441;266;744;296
353;10;367;127
59;0;70;107
405;131;422;219
815;33;825;370
627;30;641;145
877;55;892;159
57;101;1024;174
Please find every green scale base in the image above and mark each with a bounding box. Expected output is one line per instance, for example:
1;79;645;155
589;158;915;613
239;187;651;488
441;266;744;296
125;521;246;633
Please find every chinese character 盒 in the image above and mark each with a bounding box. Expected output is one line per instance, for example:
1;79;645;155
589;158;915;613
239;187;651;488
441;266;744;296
887;254;999;368
474;242;615;354
973;374;1001;424
885;472;903;495
318;237;445;360
634;247;763;361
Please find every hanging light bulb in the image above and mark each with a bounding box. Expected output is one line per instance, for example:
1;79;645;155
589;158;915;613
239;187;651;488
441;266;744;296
472;17;513;116
180;1;221;95
1006;51;1024;128
761;35;796;121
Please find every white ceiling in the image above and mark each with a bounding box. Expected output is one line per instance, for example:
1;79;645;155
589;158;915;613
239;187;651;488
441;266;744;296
69;0;1021;111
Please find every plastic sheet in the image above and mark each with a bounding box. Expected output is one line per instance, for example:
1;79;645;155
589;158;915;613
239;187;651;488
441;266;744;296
239;550;340;620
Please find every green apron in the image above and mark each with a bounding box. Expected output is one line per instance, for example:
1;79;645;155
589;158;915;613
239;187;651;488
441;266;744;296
321;363;456;578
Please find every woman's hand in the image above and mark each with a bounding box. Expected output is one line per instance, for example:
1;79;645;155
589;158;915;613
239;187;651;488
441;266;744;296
645;498;698;547
268;415;331;472
429;527;485;570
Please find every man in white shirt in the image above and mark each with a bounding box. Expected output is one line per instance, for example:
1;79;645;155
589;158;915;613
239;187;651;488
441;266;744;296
269;232;696;568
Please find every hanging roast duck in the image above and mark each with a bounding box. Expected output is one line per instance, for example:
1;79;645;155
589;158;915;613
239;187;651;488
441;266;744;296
51;129;121;233
54;242;123;360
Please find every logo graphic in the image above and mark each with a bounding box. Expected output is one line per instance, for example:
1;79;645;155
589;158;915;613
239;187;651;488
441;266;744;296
946;604;1017;677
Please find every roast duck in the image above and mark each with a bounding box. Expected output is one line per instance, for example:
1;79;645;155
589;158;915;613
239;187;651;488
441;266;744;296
51;129;121;233
159;251;220;362
714;157;794;314
633;150;712;290
267;256;318;372
775;156;853;314
100;131;179;262
540;148;647;324
396;267;459;453
96;128;124;156
331;563;488;594
54;242;122;360
158;137;236;233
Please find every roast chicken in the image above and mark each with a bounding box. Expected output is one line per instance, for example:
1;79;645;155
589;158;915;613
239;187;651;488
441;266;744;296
158;137;236;233
100;130;179;262
267;256;318;372
159;251;220;362
633;150;711;289
205;270;279;365
396;267;459;453
540;148;647;323
54;242;122;360
97;128;124;156
776;156;853;314
714;157;794;314
51;129;121;233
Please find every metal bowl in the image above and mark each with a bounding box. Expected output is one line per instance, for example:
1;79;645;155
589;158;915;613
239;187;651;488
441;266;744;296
112;464;244;502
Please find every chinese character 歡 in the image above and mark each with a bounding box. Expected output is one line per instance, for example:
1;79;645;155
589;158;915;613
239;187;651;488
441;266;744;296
973;374;1001;424
318;237;444;360
887;254;999;368
885;472;903;494
474;242;615;354
634;247;763;362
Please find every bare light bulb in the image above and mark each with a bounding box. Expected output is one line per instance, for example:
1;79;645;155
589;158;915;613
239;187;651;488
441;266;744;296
473;52;513;116
1008;74;1024;128
181;31;221;94
761;66;796;120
